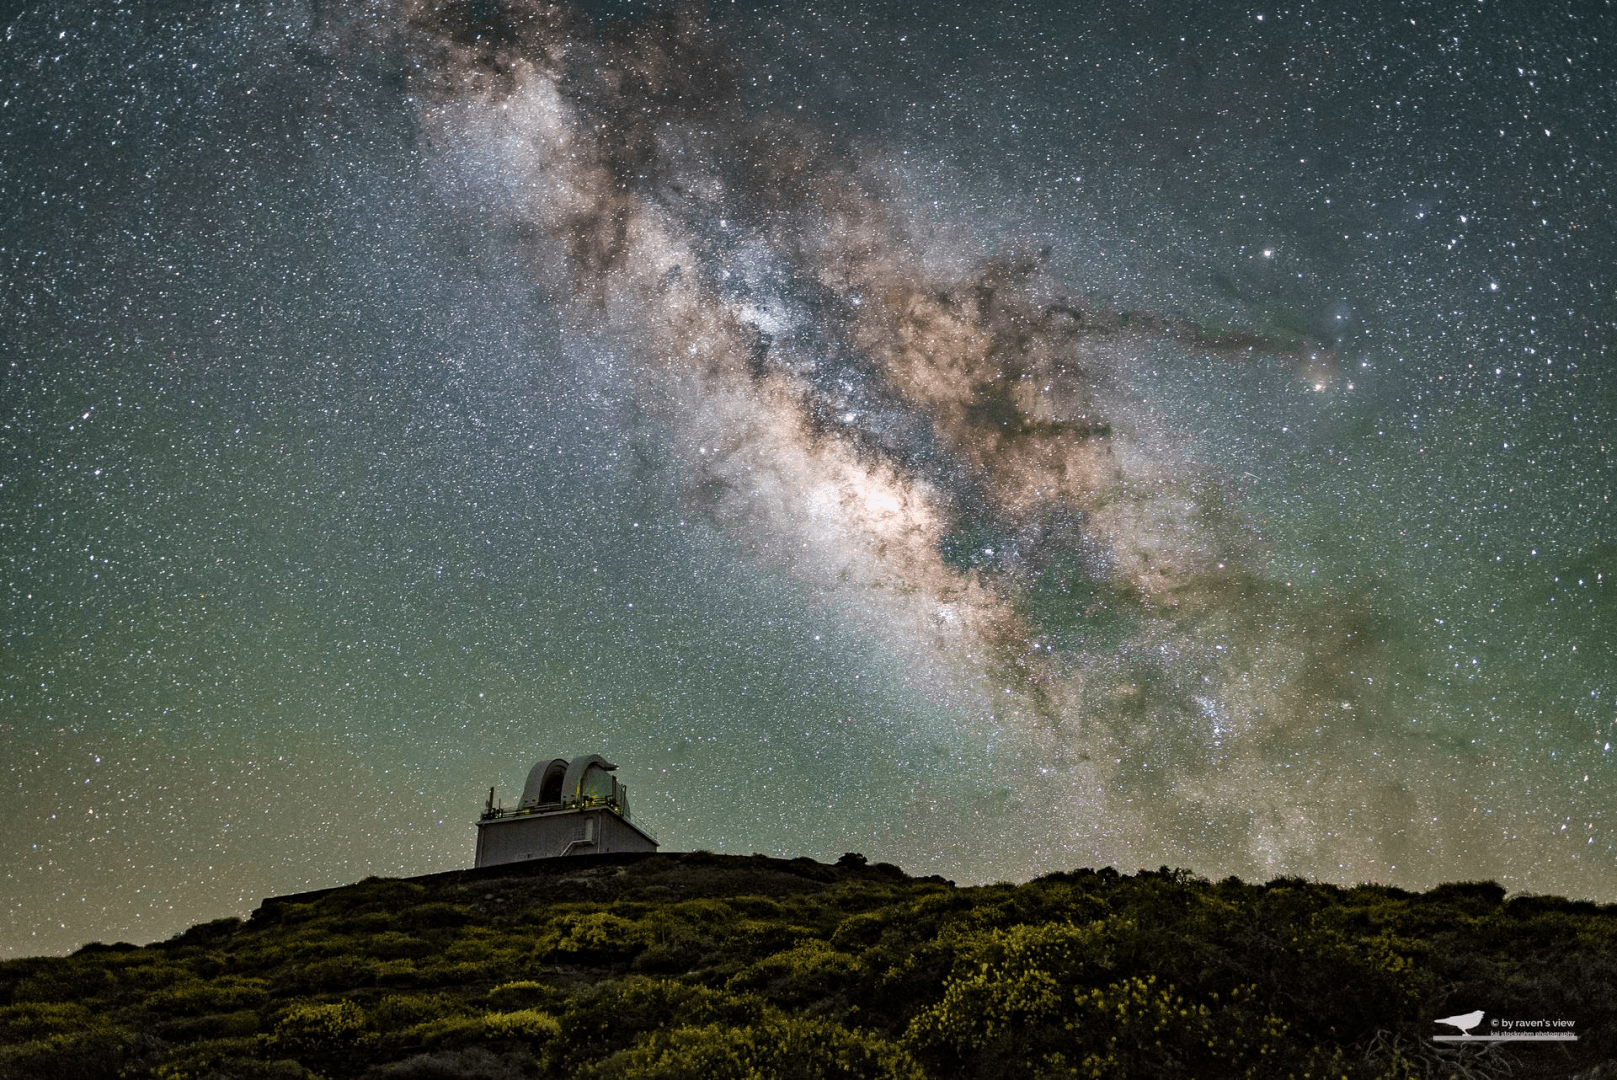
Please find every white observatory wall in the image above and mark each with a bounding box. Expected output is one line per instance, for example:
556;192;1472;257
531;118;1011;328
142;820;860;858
474;809;657;867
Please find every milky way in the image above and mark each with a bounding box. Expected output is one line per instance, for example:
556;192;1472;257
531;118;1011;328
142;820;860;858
3;0;1615;956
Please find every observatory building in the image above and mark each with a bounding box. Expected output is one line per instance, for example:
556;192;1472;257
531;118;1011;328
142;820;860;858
474;754;658;868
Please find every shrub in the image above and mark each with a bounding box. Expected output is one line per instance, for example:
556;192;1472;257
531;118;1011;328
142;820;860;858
150;976;271;1016
438;927;539;977
480;1009;563;1041
285;955;381;992
1424;881;1506;912
400;1008;561;1050
99;953;194;992
906;924;1097;1054
398;1015;488;1050
487;980;563;1010
728;918;823;961
539;912;650;961
830;910;896;951
586;1017;923;1080
726;896;787;919
156;1009;263;1041
666;899;735;924
269;999;375;1071
369;993;470;1030
411;960;492;988
376;959;420;987
726;940;862;1007
359;932;436;961
0;1001;94;1042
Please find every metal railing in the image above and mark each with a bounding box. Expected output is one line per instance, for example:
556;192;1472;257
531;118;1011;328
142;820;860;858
479;791;629;821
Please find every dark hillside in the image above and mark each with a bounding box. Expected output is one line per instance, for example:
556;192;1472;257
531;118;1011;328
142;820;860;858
2;853;1613;1079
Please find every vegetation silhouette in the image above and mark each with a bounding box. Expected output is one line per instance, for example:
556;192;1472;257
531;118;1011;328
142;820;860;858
2;854;1613;1078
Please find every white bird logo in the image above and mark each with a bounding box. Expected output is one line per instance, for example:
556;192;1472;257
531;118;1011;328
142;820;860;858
1435;1010;1485;1035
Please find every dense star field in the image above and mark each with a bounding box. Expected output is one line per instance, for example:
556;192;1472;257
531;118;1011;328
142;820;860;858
3;0;1614;958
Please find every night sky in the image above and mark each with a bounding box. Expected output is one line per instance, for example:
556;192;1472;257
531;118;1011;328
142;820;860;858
3;0;1614;958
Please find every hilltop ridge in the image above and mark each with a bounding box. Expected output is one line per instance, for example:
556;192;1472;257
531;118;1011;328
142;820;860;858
3;853;1615;1079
